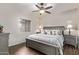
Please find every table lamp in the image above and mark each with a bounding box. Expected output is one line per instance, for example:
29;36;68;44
67;24;72;35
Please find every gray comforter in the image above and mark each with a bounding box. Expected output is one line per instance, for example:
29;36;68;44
27;34;64;55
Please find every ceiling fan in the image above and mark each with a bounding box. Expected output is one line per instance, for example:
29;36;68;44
32;3;53;15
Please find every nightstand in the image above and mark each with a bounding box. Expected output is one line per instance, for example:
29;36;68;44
77;36;79;48
64;35;77;47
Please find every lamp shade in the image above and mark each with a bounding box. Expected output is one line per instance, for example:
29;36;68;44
67;24;72;29
39;25;43;29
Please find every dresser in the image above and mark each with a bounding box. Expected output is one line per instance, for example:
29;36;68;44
64;35;77;47
0;33;9;55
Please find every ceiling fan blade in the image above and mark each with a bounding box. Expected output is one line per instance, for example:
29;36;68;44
32;10;39;12
45;6;52;9
35;5;41;9
45;11;51;14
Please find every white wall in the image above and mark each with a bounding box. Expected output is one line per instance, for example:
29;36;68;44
0;4;33;46
0;3;79;46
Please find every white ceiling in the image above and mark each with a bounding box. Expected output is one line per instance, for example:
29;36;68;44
0;3;79;19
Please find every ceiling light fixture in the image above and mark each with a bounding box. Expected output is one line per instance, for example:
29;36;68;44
39;10;45;14
32;3;53;14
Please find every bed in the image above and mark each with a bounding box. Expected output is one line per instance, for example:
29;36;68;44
26;26;65;55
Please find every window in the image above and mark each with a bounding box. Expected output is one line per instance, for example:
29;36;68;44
20;19;31;32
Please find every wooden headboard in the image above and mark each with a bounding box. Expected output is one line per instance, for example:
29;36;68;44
43;26;65;30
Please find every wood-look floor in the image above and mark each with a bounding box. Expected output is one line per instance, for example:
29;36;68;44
9;43;79;55
63;44;79;55
9;43;44;55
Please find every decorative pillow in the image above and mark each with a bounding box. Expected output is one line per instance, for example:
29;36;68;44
44;30;50;35
41;30;47;34
40;29;45;33
52;30;57;35
52;30;62;35
50;30;53;35
58;30;63;35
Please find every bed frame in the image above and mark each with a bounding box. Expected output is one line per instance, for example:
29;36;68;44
26;26;65;55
